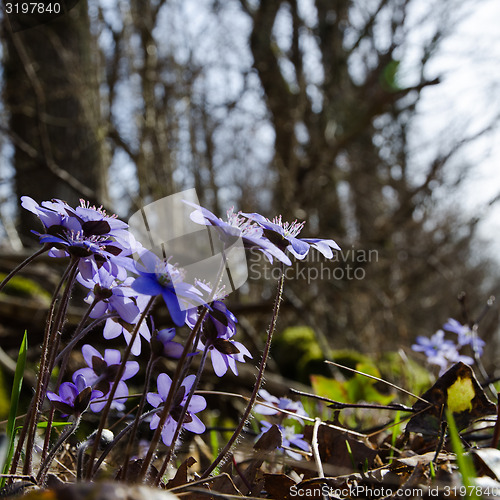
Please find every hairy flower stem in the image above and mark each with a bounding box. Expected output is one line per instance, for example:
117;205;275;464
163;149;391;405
30;263;79;468
138;305;209;482
17;259;78;476
139;257;227;482
155;345;209;486
54;313;118;366
86;296;157;480
54;298;100;382
36;415;81;486
201;264;285;478
120;350;157;478
0;245;49;292
41;298;100;462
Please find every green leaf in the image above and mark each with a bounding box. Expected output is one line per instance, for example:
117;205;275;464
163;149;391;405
446;408;480;499
1;331;27;488
311;363;394;407
36;421;72;429
310;374;348;402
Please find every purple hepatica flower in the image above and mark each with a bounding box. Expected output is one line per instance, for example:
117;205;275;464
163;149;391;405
47;374;102;417
147;373;206;447
102;293;152;356
254;389;308;424
412;330;473;375
241;213;340;260
132;250;204;327
73;345;139;412
21;196;68;229
78;263;151;355
21;196;137;268
151;328;184;359
185;202;293;266
443;318;485;356
187;300;252;377
78;264;141;322
259;421;310;460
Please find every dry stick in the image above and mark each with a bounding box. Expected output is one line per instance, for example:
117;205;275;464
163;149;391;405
311;418;324;478
324;360;431;405
196;389;368;439
154;345;210;486
201;265;285;479
290;388;414;412
85;296;157;480
22;259;78;475
311;417;329;500
0;245;49;292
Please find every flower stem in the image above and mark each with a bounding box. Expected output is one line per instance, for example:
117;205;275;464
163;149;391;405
85;296;157;479
36;415;81;486
155;345;209;486
54;312;117;366
138;305;209;482
15;259;78;476
91;407;161;475
138;256;227;482
201;263;285;478
0;245;49;292
40;298;101;463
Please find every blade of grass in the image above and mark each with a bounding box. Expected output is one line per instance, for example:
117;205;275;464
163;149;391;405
1;331;27;488
388;410;401;464
446;408;480;500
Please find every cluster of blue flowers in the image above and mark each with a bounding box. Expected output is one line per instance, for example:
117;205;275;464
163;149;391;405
17;196;340;465
254;389;310;460
411;318;485;374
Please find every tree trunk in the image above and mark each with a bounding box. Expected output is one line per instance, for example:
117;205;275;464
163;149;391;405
2;0;108;242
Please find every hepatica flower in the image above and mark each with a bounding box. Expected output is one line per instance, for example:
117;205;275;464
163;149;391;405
78;265;140;322
185;202;293;266
254;389;308;424
412;329;473;375
73;345;139;412
132;250;204;326
21;196;136;270
187;300;252;377
47;374;102;417
147;373;206;447
151;328;184;359
102;293;152;356
78;264;151;355
443;318;485;356
259;421;310;460
242;213;340;260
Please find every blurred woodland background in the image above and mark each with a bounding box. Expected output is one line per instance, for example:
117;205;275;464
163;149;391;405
1;0;500;377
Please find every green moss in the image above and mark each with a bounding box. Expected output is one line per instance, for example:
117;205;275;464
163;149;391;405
0;368;10;420
0;273;51;303
329;350;374;377
377;351;434;403
272;326;331;383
